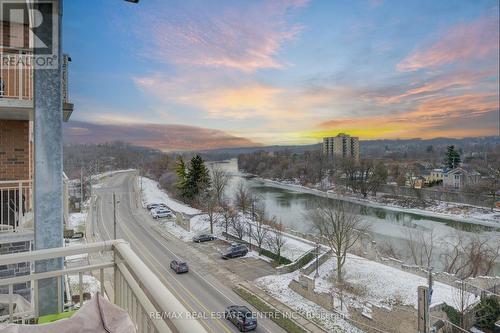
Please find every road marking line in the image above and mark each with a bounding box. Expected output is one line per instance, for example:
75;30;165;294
96;196;219;333
107;193;234;333
125;175;275;333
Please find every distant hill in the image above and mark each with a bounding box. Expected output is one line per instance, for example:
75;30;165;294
63;120;499;161
63;121;258;151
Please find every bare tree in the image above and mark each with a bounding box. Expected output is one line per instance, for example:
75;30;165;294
220;200;236;236
211;165;230;205
442;232;500;278
452;279;474;329
230;214;246;240
249;193;263;221
234;181;250;213
404;229;435;268
250;205;272;255
406;164;421;189
266;220;287;265
310;202;364;282
340;158;357;192
201;190;220;234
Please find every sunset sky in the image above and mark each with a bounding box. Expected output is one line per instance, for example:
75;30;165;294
64;0;499;149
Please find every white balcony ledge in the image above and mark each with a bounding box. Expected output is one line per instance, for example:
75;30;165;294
0;240;207;333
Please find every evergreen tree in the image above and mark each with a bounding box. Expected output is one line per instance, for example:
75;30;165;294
175;156;188;196
445;145;461;169
184;155;211;200
475;297;500;330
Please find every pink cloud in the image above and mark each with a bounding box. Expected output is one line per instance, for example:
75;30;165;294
397;15;499;71
376;70;497;104
138;0;308;72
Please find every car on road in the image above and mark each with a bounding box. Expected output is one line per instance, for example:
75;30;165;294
169;260;189;274
151;208;173;219
221;244;248;259
224;305;257;332
192;234;217;243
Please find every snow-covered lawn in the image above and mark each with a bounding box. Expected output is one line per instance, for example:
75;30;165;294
190;213;315;261
256;272;363;333
141;177;314;261
67;274;101;296
139;177;200;215
313;254;478;311
67;212;87;232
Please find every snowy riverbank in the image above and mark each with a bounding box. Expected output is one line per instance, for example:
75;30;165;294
256;177;500;228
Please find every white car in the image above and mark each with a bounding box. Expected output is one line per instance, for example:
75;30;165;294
151;208;173;219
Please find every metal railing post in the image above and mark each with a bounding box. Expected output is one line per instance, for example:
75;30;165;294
18;50;23;100
18;181;22;229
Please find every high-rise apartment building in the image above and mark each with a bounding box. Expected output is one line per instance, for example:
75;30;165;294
322;133;360;161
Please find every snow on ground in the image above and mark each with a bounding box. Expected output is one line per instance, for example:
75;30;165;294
313;254;478;311
256;272;363;333
67;274;101;296
139;177;200;215
244;250;273;263
67;212;87;232
157;219;195;242
190;213;315;261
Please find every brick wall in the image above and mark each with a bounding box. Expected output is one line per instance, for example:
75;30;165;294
0;120;30;181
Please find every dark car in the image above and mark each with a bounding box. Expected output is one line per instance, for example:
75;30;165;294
225;305;257;332
146;203;161;210
192;234;216;243
170;260;189;274
221;244;248;259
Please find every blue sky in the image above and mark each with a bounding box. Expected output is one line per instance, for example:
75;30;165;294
63;0;499;148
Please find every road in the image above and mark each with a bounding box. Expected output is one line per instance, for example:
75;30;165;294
93;172;286;333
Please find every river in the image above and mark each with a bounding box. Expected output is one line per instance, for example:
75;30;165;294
209;159;500;274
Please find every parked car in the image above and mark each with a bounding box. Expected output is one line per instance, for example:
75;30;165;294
169;260;189;274
192;234;217;243
151;208;173;219
147;203;161;210
221;244;248;259
224;305;257;332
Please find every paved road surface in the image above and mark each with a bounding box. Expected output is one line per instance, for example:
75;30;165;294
93;172;286;333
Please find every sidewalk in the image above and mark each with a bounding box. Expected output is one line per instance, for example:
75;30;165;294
238;281;327;333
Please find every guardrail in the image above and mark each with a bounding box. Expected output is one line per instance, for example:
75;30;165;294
0;49;33;101
0;180;32;232
0;240;207;332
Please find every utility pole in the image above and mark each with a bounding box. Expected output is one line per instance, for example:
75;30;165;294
315;242;319;278
113;192;117;240
418;286;430;333
80;167;83;212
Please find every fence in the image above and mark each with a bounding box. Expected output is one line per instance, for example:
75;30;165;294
0;239;207;332
0;49;33;100
0;180;32;232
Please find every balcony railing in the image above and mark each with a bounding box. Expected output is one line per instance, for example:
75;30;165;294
0;240;207;332
0;180;32;232
0;49;33;101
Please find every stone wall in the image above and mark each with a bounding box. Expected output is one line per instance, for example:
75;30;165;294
288;227;500;298
175;213;190;232
289;274;334;311
0;240;31;301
